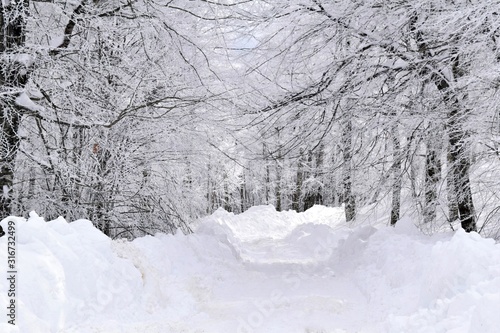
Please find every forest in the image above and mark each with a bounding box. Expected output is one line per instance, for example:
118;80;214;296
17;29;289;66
1;0;499;239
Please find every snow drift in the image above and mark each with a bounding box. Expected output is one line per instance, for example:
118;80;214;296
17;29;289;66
1;206;499;332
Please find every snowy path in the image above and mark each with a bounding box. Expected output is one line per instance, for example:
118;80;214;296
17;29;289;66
196;236;364;333
132;205;365;333
1;206;500;332
196;207;372;332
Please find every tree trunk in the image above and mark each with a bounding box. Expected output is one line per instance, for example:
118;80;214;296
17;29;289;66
314;144;324;206
263;143;270;205
303;150;315;211
433;54;476;232
447;106;476;232
223;175;232;212
342;113;356;222
292;148;304;212
390;126;402;225
239;173;246;213
206;159;213;213
0;0;29;217
423;135;441;225
92;144;112;236
447;143;459;223
332;144;342;206
274;129;283;211
275;157;282;211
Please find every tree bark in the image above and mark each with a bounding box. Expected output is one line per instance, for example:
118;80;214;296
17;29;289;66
447;106;476;232
341;112;356;222
303;150;315;211
423;135;441;225
447;140;459;223
263;143;270;204
275;156;282;211
433;58;476;232
0;0;30;217
390;126;402;225
274;128;282;211
292;148;304;212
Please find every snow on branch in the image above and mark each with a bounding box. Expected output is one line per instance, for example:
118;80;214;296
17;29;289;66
15;92;45;112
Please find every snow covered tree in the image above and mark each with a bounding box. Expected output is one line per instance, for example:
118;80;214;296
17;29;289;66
1;0;233;236
2;0;499;238
221;0;500;233
0;0;30;217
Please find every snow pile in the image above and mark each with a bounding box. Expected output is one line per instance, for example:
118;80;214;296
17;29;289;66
1;206;500;332
197;205;345;242
334;217;500;332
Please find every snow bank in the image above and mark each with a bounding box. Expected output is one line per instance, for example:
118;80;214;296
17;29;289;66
0;206;499;332
197;204;345;242
334;217;500;332
0;213;143;332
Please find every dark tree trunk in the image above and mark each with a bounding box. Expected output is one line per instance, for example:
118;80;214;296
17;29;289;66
342;114;356;222
423;136;441;225
0;0;30;217
447;106;476;232
447;141;459;223
0;99;21;216
411;11;475;232
433;56;476;232
303;150;315;211
390;126;402;225
275;159;282;211
292;149;304;212
239;173;247;213
312;144;324;207
331;144;342;207
206;159;213;213
263;143;270;204
92;144;112;236
223;177;232;212
274;128;283;211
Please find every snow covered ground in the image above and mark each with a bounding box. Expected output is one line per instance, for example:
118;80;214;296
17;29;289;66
1;205;500;332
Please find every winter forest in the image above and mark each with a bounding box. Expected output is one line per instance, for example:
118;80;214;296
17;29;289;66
1;0;499;237
3;1;500;332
